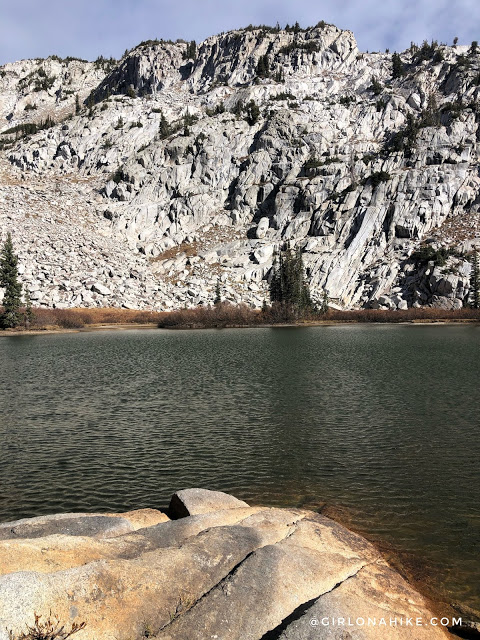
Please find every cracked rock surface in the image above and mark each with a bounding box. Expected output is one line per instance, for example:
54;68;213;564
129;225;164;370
0;489;448;640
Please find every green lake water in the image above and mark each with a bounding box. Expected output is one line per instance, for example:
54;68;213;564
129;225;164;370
0;325;479;609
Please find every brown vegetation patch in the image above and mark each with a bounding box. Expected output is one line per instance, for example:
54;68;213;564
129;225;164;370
150;242;198;263
3;305;479;334
158;304;480;329
431;207;480;245
1;307;167;331
326;307;480;323
158;303;262;328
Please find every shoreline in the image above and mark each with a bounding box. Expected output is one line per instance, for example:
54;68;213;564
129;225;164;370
1;318;479;337
242;496;480;634
0;323;159;337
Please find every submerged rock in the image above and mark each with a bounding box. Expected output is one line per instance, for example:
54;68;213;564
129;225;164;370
0;490;451;640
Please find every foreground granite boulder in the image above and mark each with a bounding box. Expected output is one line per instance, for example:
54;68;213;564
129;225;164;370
168;487;249;517
0;490;451;640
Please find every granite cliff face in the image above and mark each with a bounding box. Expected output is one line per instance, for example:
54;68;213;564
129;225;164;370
1;24;480;310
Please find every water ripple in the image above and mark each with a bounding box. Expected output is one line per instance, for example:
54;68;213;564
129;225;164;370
0;325;479;608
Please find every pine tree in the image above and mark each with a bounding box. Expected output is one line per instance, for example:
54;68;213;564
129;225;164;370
245;100;260;125
269;245;312;316
269;251;281;302
403;113;419;154
392;52;405;79
320;288;329;314
214;280;221;305
75;94;81;115
470;248;480;309
183;40;197;60
159;110;170;139
370;76;382;95
0;233;23;329
232;100;244;118
256;54;270;78
421;92;440;127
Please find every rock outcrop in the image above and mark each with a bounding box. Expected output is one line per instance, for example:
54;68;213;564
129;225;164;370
168;487;249;517
1;25;480;310
0;489;452;640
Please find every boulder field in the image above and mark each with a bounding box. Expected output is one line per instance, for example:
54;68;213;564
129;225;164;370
1;26;480;311
0;489;456;639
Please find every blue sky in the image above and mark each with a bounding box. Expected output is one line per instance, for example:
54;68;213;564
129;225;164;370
1;0;479;65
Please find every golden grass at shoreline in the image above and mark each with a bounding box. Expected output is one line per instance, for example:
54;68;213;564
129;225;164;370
156;302;480;328
1;304;479;336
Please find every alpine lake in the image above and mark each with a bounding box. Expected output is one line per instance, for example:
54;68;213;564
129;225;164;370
0;324;479;610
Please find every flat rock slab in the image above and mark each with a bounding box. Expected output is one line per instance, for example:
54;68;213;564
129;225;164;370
0;517;302;640
0;490;451;640
0;507;263;576
168;487;249;517
0;508;168;541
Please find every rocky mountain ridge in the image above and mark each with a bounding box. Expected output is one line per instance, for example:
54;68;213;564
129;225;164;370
1;23;480;310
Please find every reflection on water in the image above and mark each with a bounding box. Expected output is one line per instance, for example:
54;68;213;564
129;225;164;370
0;325;479;608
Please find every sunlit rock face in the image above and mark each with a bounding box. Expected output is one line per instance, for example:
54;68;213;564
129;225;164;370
0;489;450;640
1;26;479;310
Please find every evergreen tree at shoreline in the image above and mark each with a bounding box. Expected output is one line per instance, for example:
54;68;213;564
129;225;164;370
320;288;329;314
0;233;23;329
269;244;313;316
214;279;221;305
470;247;480;309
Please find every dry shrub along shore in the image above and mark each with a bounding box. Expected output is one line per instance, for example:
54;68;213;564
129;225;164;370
158;304;480;327
324;306;480;323
1;304;479;332
0;307;166;330
158;303;263;328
